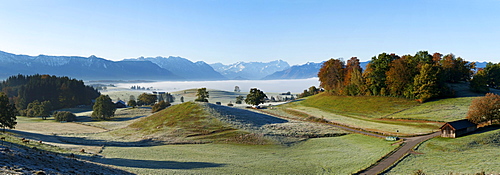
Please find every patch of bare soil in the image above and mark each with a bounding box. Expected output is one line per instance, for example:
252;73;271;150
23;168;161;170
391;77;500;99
0;145;133;175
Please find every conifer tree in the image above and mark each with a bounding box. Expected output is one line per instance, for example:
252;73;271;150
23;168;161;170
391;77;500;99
0;93;17;132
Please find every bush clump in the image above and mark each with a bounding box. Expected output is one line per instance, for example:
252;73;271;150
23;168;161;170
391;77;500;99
152;101;171;113
53;111;77;122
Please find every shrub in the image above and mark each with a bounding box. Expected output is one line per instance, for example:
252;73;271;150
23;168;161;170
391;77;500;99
152;101;170;113
53;111;77;122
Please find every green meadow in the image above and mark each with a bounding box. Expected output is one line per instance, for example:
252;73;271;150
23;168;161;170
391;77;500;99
98;134;396;174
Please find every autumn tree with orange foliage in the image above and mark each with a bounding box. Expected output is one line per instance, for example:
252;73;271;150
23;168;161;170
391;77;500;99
439;54;475;83
467;93;500;124
344;57;365;96
317;51;476;102
318;58;345;95
386;55;416;97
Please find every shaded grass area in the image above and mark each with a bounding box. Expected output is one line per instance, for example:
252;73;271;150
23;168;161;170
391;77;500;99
388;97;476;122
99;134;397;174
0;132;75;155
387;125;500;174
301;93;420;118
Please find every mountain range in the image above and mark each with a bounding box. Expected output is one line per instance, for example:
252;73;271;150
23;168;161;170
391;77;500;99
0;51;182;81
210;60;290;80
123;56;226;80
0;50;488;81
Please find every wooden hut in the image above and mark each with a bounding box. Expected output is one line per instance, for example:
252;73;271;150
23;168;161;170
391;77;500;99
440;119;477;138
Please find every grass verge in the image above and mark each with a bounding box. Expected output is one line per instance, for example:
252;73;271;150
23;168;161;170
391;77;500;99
386;125;500;174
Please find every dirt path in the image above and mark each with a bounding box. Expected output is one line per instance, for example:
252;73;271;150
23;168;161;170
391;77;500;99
258;108;386;138
357;132;441;175
256;107;441;175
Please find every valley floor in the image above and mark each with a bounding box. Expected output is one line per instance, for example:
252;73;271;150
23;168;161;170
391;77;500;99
2;89;500;174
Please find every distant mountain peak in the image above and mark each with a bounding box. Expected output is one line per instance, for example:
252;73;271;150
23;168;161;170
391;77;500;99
125;56;226;80
209;60;290;80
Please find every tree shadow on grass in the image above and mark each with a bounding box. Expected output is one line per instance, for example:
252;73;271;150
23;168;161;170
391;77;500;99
207;103;288;128
467;125;500;136
7;130;163;147
0;142;135;175
93;157;225;169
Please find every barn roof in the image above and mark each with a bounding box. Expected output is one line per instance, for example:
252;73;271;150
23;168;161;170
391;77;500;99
440;119;476;130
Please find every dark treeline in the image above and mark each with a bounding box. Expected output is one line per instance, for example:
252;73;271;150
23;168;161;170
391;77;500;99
318;51;482;102
0;74;100;110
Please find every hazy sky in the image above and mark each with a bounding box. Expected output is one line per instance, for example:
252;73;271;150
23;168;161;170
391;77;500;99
1;0;499;65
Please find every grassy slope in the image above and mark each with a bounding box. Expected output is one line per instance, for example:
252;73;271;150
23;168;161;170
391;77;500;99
275;94;441;135
115;102;240;142
387;126;500;174
99;134;396;174
301;93;420;118
388;97;476;122
93;99;397;174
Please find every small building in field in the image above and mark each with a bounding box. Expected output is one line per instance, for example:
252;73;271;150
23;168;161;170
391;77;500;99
115;100;127;108
440;119;477;138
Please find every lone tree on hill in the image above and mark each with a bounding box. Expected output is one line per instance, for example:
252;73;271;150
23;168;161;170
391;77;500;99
467;93;500;124
235;95;244;104
245;88;267;106
0;93;17;132
195;88;209;102
92;95;116;120
127;100;137;108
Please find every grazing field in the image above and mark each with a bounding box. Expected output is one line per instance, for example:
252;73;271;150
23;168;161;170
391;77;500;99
97;134;397;174
387;97;476;122
267;94;442;135
16;88;488;174
301;93;420;118
386;126;500;174
265;105;440;135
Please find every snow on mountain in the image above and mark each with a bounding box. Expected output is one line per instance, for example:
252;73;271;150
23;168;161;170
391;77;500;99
123;56;226;80
262;62;323;80
0;51;180;80
263;61;370;80
210;60;290;80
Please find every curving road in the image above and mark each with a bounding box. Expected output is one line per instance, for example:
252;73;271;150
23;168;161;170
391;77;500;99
257;108;441;175
357;132;441;175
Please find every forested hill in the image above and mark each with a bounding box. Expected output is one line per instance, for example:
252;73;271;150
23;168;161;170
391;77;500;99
317;51;490;103
0;74;100;110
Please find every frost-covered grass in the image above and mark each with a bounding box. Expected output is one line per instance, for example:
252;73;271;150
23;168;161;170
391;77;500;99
301;93;420;118
98;134;396;174
388;97;476;122
77;107;151;130
268;103;440;135
387;125;500;174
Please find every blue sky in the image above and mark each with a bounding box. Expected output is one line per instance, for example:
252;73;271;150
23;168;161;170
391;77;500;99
1;0;499;65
